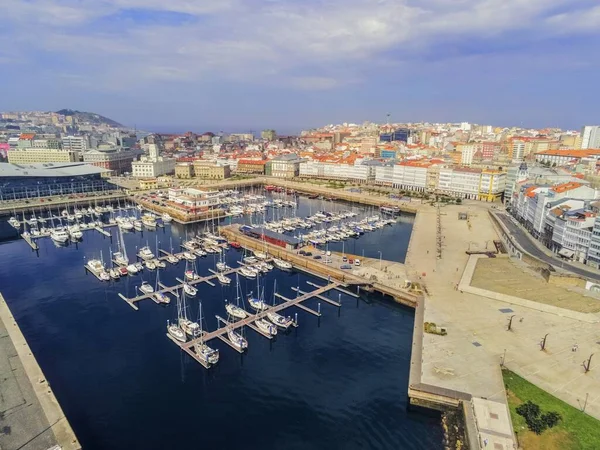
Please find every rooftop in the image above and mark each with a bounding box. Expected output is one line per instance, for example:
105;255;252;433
0;162;110;178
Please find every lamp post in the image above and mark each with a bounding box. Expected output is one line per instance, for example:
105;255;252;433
378;251;382;272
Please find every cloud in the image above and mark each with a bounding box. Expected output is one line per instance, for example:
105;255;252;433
1;0;600;92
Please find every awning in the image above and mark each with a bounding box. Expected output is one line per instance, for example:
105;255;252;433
558;249;575;258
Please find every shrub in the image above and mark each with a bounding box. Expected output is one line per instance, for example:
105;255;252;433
516;401;561;435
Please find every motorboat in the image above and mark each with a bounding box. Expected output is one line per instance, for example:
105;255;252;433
255;318;277;336
118;266;129;276
227;329;248;351
50;228;70;243
134;262;144;272
195;343;219;365
162;213;173;223
117;217;134;231
155;259;166;269
183;283;197;297
138;246;155;260
225;302;247;319
8;217;20;228
167;255;179;264
145;260;157;270
194;249;207;257
109;268;120;280
239;267;256;279
86;259;104;274
167;322;186;343
217;273;231;285
267;311;294;329
127;264;139;274
243;256;258;264
139;281;154;294
133;220;143;231
272;258;292;270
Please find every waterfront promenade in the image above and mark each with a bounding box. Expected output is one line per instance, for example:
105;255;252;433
0;294;79;450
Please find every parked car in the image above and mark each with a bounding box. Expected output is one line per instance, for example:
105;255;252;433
304;251;313;256
299;250;307;255
348;259;354;264
342;256;348;262
313;255;322;260
340;264;352;270
354;259;361;267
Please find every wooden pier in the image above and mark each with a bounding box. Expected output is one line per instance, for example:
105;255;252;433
20;234;39;250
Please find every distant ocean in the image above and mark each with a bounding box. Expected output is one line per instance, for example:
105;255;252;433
137;125;302;136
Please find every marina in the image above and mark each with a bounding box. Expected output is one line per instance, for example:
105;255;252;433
0;189;442;449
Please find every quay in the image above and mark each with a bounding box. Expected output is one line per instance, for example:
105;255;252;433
0;293;80;450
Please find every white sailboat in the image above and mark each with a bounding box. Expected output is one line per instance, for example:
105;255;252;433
179;288;201;337
255;318;277;336
247;276;269;311
139;281;154;294
272;258;292;270
167;290;186;343
166;238;179;264
217;273;231;285
225;274;247;319
153;268;170;304
194;302;219;366
266;280;294;329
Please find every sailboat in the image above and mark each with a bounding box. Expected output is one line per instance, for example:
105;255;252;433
225;274;247;319
139;281;154;294
167;290;186;343
255;317;277;336
194;302;219;366
247;275;269;311
166;238;179;264
267;280;294;329
217;272;231;285
153;268;170;304
179;288;201;337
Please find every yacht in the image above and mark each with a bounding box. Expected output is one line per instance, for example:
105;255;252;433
216;262;230;272
118;266;129;276
114;251;128;267
142;214;157;228
183;283;197;297
145;260;157;270
217;273;231;285
167;254;179;264
195;343;220;365
183;252;197;261
167;322;186;343
225;302;247;319
109;268;120;280
155;259;166;269
86;259;104;274
139;281;154;294
8;217;20;228
134;262;144;272
126;263;139;274
227;329;248;351
50;228;70;243
253;251;267;260
272;258;292;270
247;293;269;311
239;267;256;279
267;311;294;329
99;271;110;281
185;270;199;281
153;291;170;304
117;217;134;231
68;224;83;240
179;318;201;337
138;246;155;260
162;213;173;223
255;318;277;336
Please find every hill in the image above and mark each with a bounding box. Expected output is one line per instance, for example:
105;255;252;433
55;109;124;128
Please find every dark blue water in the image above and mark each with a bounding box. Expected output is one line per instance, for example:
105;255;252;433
0;198;441;450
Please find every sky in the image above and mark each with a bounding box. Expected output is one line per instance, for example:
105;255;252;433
0;0;599;133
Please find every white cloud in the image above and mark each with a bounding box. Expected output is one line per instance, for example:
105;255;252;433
2;0;599;90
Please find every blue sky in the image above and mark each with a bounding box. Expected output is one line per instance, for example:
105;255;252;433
0;0;598;132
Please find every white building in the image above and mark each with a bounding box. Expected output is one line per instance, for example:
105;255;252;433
374;162;429;191
167;188;220;210
62;135;88;152
131;157;176;178
460;144;476;166
299;160;372;182
580;126;600;149
587;217;600;268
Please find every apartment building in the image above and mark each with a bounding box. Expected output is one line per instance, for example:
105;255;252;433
131;157;176;178
82;147;140;174
237;159;266;175
7;148;79;164
374;161;429;191
62;135;88;152
267;154;302;178
192;161;231;179
587;216;600;268
580;126;600;149
299;160;373;183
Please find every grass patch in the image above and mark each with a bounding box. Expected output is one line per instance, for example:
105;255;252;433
503;368;600;449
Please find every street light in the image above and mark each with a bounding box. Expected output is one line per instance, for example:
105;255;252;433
378;251;382;272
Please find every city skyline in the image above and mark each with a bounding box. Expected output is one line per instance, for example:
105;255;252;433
0;0;598;130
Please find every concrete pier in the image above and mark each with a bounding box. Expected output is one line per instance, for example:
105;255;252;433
0;293;80;450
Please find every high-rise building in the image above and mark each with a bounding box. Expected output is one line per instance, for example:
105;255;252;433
261;129;277;141
62;135;88;152
580;126;600;149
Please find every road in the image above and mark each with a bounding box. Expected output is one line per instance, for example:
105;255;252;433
494;212;600;282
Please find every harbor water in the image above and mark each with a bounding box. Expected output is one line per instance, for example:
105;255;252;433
0;195;442;449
